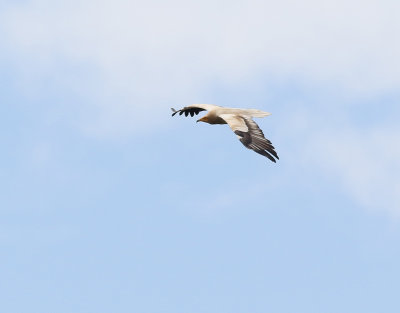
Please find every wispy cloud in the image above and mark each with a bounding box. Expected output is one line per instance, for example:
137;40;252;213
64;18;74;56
303;119;400;214
1;0;399;135
2;0;399;215
265;100;400;215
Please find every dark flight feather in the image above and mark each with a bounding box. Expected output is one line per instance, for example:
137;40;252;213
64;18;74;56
171;107;206;117
234;117;279;162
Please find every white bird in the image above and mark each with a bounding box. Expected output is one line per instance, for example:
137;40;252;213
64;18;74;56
171;104;279;162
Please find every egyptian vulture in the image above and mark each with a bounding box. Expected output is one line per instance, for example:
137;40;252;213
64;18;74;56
171;104;279;162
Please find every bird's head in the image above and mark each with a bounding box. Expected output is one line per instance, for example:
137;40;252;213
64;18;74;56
197;116;209;123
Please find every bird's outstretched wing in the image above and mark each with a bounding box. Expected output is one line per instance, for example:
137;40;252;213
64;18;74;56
220;114;279;163
171;104;220;117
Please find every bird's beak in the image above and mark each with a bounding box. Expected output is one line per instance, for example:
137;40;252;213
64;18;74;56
196;119;200;123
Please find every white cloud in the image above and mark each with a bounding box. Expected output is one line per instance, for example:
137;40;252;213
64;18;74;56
306;122;400;215
1;0;399;136
266;102;400;215
2;0;399;214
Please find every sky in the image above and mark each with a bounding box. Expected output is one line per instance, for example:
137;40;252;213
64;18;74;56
1;0;400;312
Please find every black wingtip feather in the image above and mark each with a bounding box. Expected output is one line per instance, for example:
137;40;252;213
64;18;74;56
171;107;207;118
256;149;277;162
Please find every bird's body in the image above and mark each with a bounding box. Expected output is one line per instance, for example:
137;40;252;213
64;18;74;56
199;109;226;125
171;104;279;162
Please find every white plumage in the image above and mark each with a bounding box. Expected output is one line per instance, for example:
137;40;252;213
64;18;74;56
171;104;279;162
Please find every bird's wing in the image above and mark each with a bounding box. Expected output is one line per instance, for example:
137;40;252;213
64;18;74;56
229;108;271;118
219;114;279;163
171;104;220;117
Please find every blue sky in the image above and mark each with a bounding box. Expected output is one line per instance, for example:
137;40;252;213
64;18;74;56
1;0;400;312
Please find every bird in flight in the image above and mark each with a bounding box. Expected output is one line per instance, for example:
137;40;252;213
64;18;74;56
171;104;279;163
